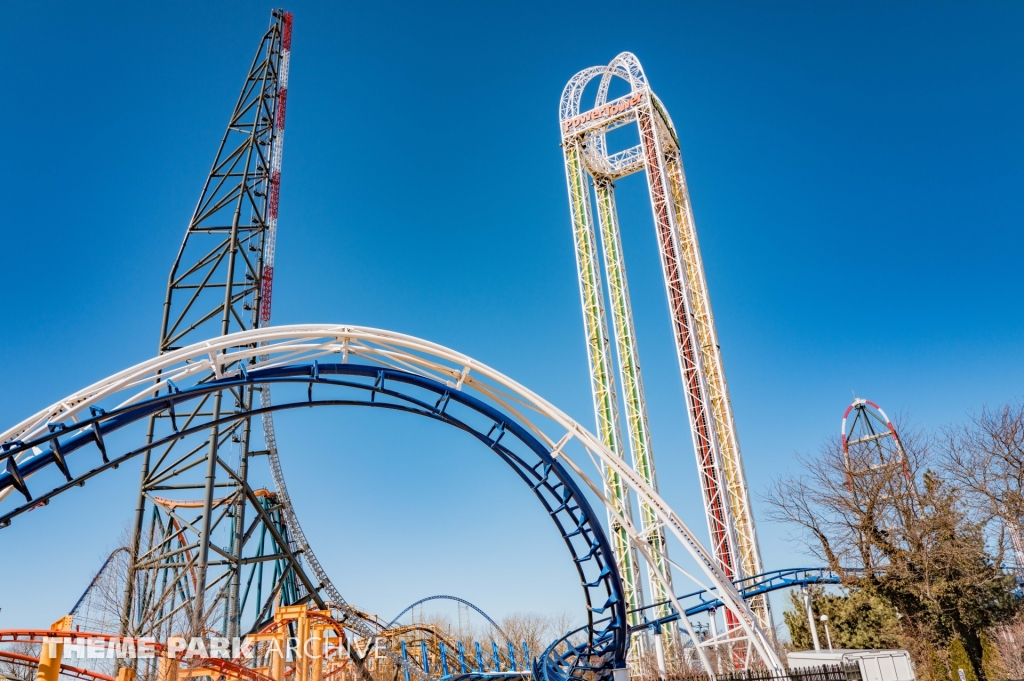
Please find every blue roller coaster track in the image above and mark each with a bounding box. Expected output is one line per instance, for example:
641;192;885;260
386;573;848;681
624;565;1023;637
0;361;628;681
537;568;845;681
629;568;842;635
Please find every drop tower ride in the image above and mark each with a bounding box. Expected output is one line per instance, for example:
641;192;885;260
559;53;771;638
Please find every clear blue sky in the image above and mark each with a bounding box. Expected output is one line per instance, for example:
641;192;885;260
2;1;1023;634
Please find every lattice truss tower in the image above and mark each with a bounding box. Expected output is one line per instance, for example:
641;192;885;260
121;8;297;642
121;18;429;681
558;53;771;635
109;18;418;681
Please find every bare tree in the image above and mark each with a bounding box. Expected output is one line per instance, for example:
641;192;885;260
943;403;1024;559
993;616;1024;679
0;642;40;681
942;403;1024;677
763;421;1020;678
763;425;929;573
499;612;579;660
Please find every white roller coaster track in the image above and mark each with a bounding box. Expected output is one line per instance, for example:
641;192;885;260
0;325;782;674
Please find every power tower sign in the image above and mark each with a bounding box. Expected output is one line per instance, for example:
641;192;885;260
562;92;645;133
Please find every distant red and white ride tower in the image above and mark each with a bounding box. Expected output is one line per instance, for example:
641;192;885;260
841;397;909;491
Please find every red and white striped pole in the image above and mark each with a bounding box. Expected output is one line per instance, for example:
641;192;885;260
260;11;292;324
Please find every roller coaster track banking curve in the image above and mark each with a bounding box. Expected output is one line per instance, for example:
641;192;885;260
629;568;842;635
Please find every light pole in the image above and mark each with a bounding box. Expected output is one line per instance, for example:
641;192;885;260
820;615;834;651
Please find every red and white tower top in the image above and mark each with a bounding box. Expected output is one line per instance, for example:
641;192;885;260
260;11;292;324
841;397;909;488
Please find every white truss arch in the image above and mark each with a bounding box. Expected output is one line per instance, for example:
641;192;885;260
0;324;782;672
559;51;648;122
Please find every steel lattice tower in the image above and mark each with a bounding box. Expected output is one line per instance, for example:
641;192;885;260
559;53;772;642
118;19;428;681
121;9;309;642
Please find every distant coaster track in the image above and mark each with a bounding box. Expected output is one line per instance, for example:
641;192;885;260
629;568;842;635
386;596;508;640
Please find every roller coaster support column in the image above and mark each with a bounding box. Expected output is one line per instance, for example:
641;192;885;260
708;610;721;675
594;178;674;637
559;55;774;655
563;138;646;628
122;8;299;643
157;654;178;681
662;146;768;632
802;587;820;651
310;623;327;681
652;623;667;681
273;623;287;680
195;38;262;631
35;616;72;681
440;644;451;677
300;611;312;681
273;605;318;681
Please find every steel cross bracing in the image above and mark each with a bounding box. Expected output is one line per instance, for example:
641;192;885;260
110;13;429;681
558;53;771;639
0;325;784;676
122;9;297;646
158;13;289;355
659;130;769;631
